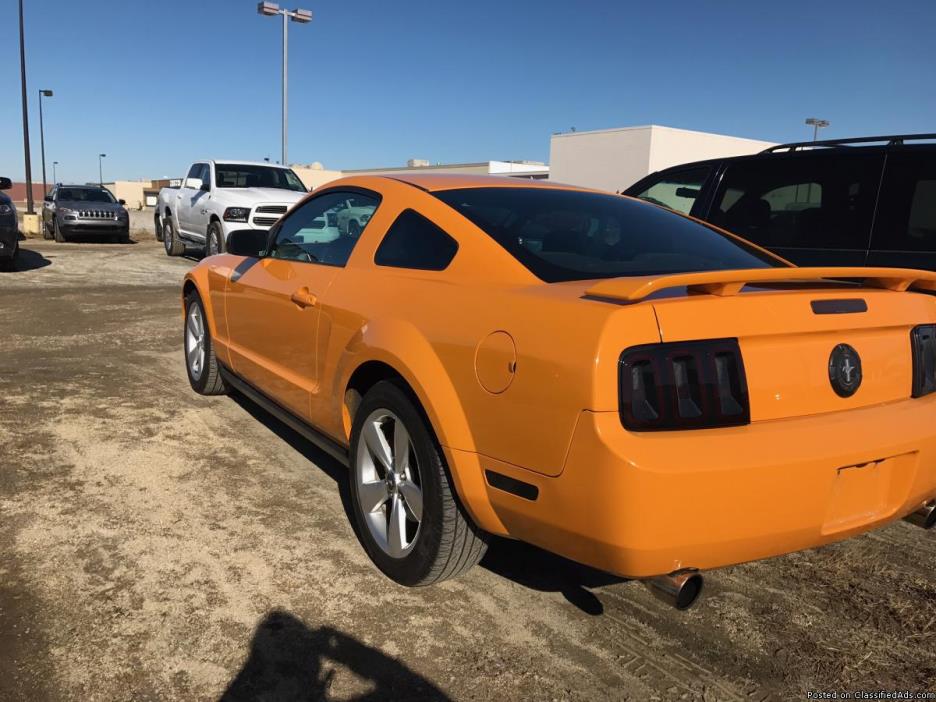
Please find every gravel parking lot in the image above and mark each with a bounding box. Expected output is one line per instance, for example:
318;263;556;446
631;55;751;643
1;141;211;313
1;237;934;701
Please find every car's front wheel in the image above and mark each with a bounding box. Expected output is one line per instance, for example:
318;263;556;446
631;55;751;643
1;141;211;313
349;381;488;586
183;290;228;396
53;219;66;243
42;218;53;240
163;216;184;256
206;221;225;257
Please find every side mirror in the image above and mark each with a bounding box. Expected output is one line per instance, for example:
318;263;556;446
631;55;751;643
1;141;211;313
118;198;126;205
0;177;11;190
227;229;267;257
185;177;203;190
44;194;53;202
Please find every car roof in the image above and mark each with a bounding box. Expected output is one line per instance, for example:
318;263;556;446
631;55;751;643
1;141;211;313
209;160;294;169
383;173;590;193
57;184;109;189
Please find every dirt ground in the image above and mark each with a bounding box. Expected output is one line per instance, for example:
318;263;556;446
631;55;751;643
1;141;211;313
1;237;934;702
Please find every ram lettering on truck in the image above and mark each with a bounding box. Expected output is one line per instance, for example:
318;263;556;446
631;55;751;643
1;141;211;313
155;160;308;257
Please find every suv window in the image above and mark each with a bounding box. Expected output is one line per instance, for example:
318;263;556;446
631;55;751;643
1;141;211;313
632;166;710;214
871;152;936;252
269;191;379;266
434;187;782;283
710;154;882;250
375;209;458;271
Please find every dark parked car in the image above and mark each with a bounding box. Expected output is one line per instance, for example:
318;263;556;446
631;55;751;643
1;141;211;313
0;177;18;270
624;134;936;269
42;184;130;243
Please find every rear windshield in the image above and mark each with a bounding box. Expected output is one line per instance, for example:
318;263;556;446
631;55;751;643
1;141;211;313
433;187;784;282
57;188;115;203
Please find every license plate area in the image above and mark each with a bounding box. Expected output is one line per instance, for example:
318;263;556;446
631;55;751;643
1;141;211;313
822;453;916;535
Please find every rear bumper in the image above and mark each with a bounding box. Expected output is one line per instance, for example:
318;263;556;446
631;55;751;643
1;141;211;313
472;396;936;578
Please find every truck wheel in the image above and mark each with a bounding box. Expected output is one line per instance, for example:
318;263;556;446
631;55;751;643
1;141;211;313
206;221;225;257
163;217;184;256
349;381;488;586
53;219;66;243
183;290;228;396
42;218;54;240
154;217;164;242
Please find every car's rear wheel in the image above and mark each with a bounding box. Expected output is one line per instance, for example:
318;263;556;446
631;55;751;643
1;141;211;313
206;221;224;257
349;381;487;586
154;216;164;242
183;290;227;395
42;218;53;240
163;216;184;256
53;219;66;243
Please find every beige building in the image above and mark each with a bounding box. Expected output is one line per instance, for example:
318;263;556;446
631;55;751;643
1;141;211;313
102;181;149;210
549;125;775;193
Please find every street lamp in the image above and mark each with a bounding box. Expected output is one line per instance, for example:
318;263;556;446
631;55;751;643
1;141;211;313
98;153;106;187
805;117;830;142
39;89;53;196
257;2;312;165
53;161;59;183
18;0;35;215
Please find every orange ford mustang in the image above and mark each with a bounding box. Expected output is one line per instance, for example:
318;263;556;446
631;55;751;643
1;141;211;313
182;174;936;607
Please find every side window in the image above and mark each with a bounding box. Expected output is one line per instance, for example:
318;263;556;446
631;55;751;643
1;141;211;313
270;191;379;266
710;155;882;250
185;164;201;181
871;152;936;252
375;209;458;271
199;164;211;189
633;167;710;215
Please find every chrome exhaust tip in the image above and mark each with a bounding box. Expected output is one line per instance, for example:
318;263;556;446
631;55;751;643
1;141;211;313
904;500;936;530
644;570;704;610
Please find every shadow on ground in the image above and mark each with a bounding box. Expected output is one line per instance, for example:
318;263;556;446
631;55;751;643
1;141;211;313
1;248;52;273
221;611;451;701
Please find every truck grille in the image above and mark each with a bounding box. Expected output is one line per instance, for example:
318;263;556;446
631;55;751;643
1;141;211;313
252;216;279;227
78;210;114;219
255;205;288;214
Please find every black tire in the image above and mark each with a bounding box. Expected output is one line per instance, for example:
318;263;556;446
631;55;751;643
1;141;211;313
154;217;164;242
53;219;66;243
206;220;225;257
163;216;184;256
118;228;130;244
42;218;54;240
349;381;487;586
183;290;228;396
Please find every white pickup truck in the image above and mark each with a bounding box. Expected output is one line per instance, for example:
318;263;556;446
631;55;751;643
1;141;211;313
155;160;308;256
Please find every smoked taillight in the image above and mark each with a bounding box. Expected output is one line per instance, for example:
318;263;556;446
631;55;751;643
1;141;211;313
911;325;936;398
619;339;750;431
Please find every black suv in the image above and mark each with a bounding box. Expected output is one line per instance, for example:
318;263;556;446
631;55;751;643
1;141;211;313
624;134;936;269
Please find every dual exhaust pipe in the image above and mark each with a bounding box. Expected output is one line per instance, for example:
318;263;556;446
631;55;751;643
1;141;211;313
643;570;704;610
904;500;936;530
643;499;934;612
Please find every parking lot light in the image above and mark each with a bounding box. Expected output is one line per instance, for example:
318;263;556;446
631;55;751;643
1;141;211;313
257;3;313;165
53;161;59;183
805;117;830;142
39;89;53;197
18;0;35;215
99;153;106;187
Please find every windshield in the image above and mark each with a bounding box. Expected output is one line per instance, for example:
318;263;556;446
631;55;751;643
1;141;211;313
57;188;116;203
215;165;307;192
433;187;785;282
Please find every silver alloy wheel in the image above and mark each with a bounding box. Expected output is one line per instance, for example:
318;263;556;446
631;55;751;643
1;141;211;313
356;409;423;558
185;303;206;381
207;225;219;256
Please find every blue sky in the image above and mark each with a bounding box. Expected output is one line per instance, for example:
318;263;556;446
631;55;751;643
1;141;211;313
2;0;934;183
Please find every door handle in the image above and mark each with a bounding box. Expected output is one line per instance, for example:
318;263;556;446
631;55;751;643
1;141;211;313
290;287;318;308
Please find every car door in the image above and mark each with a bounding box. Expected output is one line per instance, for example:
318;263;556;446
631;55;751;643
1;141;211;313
707;152;884;266
187;163;212;239
865;149;936;271
43;187;56;230
177;163;206;238
224;189;381;421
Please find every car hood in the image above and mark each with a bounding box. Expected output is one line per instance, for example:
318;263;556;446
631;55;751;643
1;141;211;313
214;187;306;205
57;200;122;210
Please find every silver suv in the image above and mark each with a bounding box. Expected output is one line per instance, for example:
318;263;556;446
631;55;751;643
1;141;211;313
42;185;130;243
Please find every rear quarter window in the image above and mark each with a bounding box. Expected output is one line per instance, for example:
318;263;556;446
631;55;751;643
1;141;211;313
375;209;458;271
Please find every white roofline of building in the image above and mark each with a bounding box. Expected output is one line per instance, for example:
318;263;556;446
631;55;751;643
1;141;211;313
551;124;773;144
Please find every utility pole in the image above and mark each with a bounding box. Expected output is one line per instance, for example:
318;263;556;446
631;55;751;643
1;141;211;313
257;3;312;166
39;89;53;196
18;0;34;214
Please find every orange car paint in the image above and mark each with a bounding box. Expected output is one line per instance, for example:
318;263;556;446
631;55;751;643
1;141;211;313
183;174;936;579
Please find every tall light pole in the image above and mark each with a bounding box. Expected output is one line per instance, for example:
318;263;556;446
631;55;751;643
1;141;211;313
39;89;53;196
18;0;34;215
98;153;106;187
805;117;830;142
257;3;312;166
53;161;58;183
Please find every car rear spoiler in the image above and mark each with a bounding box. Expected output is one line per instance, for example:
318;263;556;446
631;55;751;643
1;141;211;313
585;267;936;303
